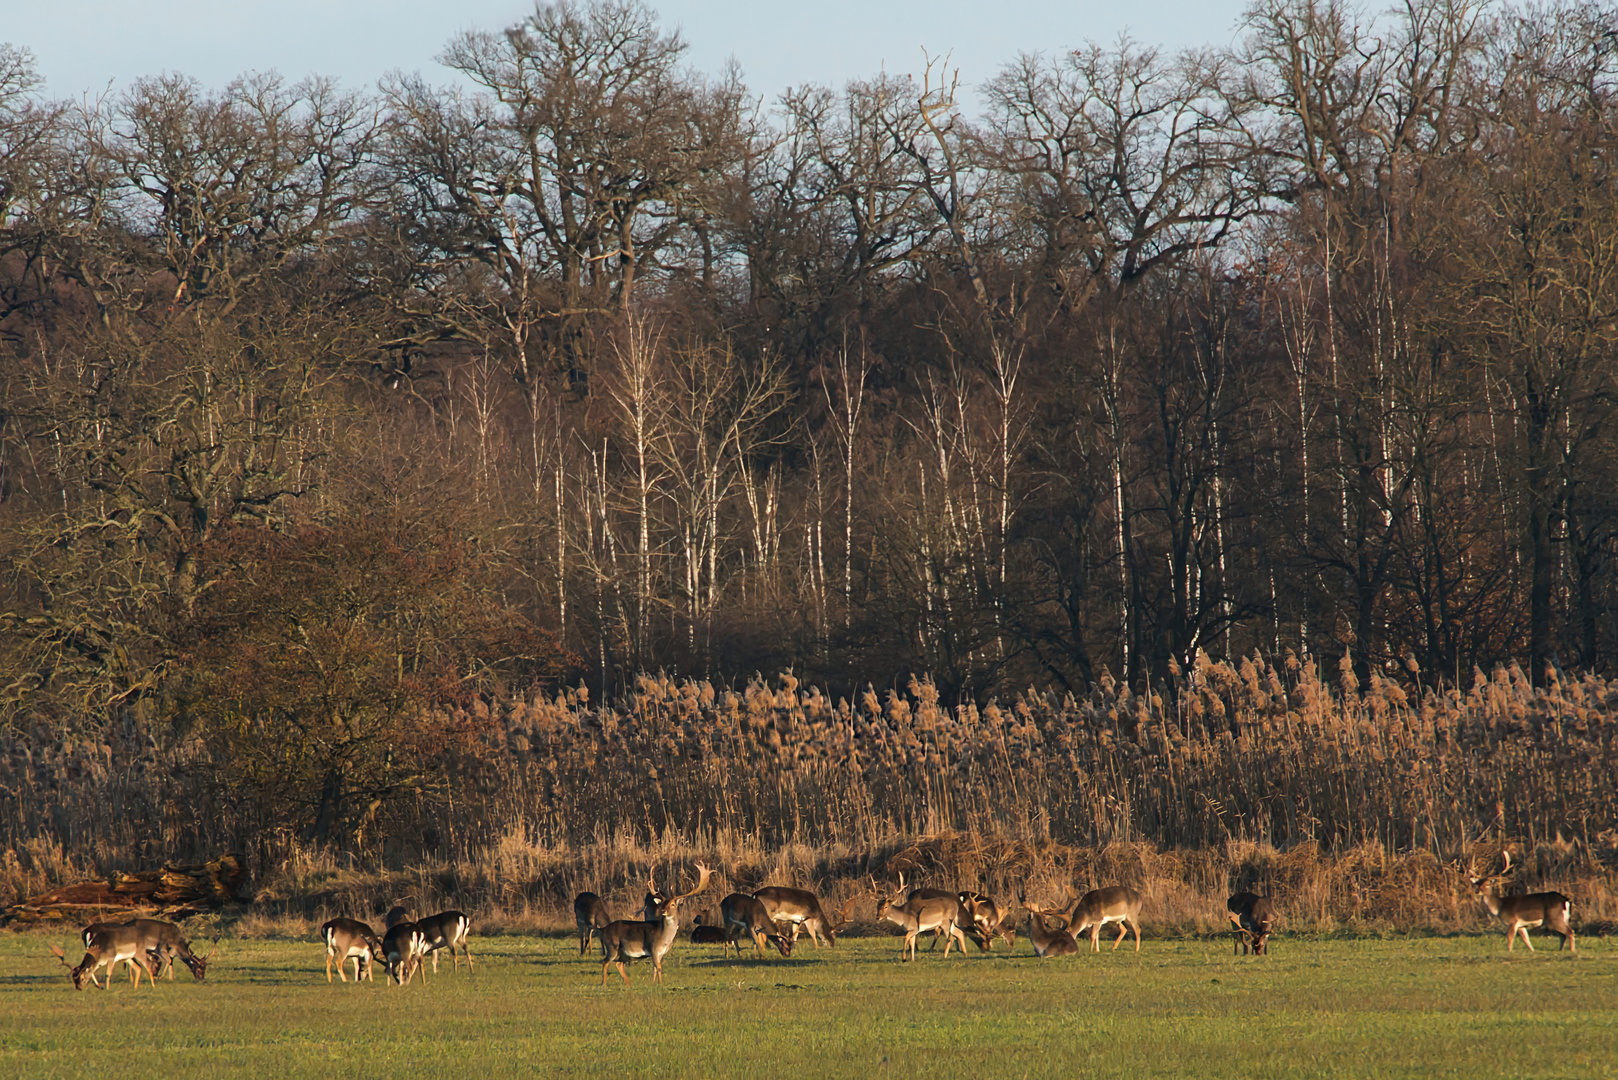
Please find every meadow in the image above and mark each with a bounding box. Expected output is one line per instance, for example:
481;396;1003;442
0;931;1610;1079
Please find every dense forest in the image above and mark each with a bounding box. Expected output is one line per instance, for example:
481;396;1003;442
2;0;1616;859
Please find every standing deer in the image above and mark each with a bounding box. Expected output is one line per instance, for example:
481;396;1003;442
1019;894;1079;958
414;910;474;973
598;862;714;986
1226;893;1275;955
382;921;431;986
718;892;793;960
574;892;612;956
1469;852;1576;952
1041;885;1143;952
878;874;969;960
51;925;156;990
321;918;385;982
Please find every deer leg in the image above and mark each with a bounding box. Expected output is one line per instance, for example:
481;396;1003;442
617;961;630;986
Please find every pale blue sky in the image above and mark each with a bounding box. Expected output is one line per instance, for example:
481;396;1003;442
8;0;1252;108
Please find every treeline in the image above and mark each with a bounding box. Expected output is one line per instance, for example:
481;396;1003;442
2;0;1617;796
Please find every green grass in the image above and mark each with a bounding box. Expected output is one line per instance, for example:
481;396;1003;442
0;932;1611;1079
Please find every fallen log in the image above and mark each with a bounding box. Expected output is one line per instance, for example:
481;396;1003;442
2;853;247;927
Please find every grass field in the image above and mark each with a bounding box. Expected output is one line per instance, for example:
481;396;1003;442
0;931;1611;1079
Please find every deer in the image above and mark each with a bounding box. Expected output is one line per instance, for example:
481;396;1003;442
1469;851;1575;953
1019;893;1079;958
51;925;156;990
384;905;411;930
320;918;385;982
81;919;214;982
751;885;851;948
1039;884;1143;952
689;915;730;946
598;861;714;986
381;920;431;986
958;891;1016;951
642;873;667;922
414;910;474;973
1226;893;1276;955
574;892;612;956
719;892;794;960
878;873;969;961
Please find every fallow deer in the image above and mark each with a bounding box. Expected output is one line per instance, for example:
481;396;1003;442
52;925;155;990
382;920;431;986
598;862;714;986
414;910;474;973
321;918;385;982
751;885;847;948
878;874;969;960
1041;885;1143;952
1226;892;1275;955
718;892;793;960
1019;893;1079;958
575;892;612;956
1469;851;1575;952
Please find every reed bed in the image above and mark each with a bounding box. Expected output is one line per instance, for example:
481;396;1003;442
3;654;1616;935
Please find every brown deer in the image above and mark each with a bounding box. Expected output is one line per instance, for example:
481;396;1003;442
1040;885;1144;952
414;910;474;973
598;862;714;986
1226;893;1275;955
689;915;730;945
1469;852;1575;952
1019;893;1079;958
81;919;214;982
51;925;156;990
381;921;431;986
718;892;793;960
751;886;847;948
574;892;612;956
878;873;969;960
958;891;1016;951
320;918;385;982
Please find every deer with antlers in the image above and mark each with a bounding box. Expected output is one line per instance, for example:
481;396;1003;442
1226;893;1275;955
878;873;969;960
52;925;157;990
1469;851;1575;953
1019;893;1080;958
80;919;216;982
1037;884;1144;952
598;861;714;986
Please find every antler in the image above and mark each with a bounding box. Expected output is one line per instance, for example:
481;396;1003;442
48;943;71;968
203;936;220;961
669;861;714;903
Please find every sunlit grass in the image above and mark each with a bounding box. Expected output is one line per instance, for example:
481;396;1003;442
1;932;1610;1078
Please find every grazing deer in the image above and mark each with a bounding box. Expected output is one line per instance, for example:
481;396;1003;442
1226;893;1275;955
1469;852;1576;953
52;925;156;990
751;886;848;948
321;918;385;983
81;919;214;982
575;892;612;956
598;862;714;986
879;874;969;960
689;916;730;946
381;921;431;986
1041;885;1143;952
414;910;474;973
898;885;961;951
958;891;1016;951
1019;894;1079;958
719;892;793;960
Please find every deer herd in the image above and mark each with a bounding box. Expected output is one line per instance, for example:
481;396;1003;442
44;850;1575;993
